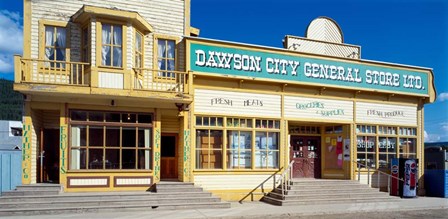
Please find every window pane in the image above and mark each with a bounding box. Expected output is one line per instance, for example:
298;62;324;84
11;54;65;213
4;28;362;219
122;127;136;147
105;113;120;122
196;130;209;149
105;149;119;169
210;130;223;149
255;132;267;149
167;60;175;71
227;150;251;169
89;126;103;146
357;136;375;153
138;128;151;148
379;137;396;153
138;114;152;124
135;32;142;51
71;126;86;147
112;25;122;45
122;113;136;123
400;138;416;154
167;40;175;58
268;151;279;168
158;40;166;57
228;131;252;149
269;132;279;150
122;149;136;169
209;150;222;169
89;112;103;122
89;149;103;169
113;47;122;67
196;116;202;126
106;127;120;147
102;24;111;44
138;149;151;169
71;111;87;121
45;26;54;46
196;150;208;169
102;46;111;66
70;148;86;170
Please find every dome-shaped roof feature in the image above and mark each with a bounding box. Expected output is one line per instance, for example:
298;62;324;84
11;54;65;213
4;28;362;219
306;17;343;43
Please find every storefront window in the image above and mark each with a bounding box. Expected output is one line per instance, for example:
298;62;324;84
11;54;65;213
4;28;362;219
356;125;417;170
399;138;416;158
255;132;279;168
69;110;152;170
356;136;376;168
195;116;280;170
196;129;223;169
378;137;397;169
227;131;252;169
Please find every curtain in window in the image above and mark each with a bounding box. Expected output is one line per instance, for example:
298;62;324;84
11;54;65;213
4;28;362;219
102;24;111;66
112;25;122;67
167;41;175;70
56;27;66;61
157;40;166;70
45;26;54;60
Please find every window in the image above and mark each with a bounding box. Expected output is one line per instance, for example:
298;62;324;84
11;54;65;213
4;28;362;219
101;24;122;67
356;136;376;168
44;26;66;67
157;39;175;78
81;27;90;63
135;31;143;69
195;116;280;170
356;125;417;170
70;111;152;170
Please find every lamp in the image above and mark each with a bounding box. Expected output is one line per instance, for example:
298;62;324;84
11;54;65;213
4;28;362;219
175;103;184;112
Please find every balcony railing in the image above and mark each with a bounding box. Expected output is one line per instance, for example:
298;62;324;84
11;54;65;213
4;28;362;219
14;56;191;97
17;57;90;86
133;68;189;94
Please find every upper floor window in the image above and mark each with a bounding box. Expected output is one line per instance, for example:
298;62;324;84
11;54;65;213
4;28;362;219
135;31;143;69
101;24;122;67
45;26;66;63
157;39;175;78
81;27;90;63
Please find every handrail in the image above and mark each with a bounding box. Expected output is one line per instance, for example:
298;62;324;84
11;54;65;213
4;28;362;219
276;160;295;197
352;160;403;193
20;58;89;65
238;167;283;203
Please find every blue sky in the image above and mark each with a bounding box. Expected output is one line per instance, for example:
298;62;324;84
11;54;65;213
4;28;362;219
0;0;446;142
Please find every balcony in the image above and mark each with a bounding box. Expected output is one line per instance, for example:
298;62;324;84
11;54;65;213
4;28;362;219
13;55;192;102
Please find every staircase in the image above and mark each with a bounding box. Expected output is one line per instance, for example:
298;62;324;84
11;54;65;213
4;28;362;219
262;179;399;206
0;181;230;216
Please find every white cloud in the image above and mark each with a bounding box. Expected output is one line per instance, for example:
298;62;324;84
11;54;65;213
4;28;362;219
0;10;23;74
438;93;448;102
424;130;441;143
441;122;448;132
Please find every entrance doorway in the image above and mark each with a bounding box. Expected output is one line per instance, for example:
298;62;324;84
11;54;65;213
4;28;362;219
161;134;178;179
290;136;321;178
38;129;60;183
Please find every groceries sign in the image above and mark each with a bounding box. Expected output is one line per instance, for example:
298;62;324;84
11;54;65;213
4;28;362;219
189;42;429;95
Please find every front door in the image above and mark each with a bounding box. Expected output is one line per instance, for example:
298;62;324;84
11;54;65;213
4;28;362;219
161;134;178;179
38;129;60;183
290;136;321;178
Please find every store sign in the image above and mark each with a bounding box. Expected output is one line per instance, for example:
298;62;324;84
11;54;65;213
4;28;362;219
284;96;353;121
189;42;429;96
195;89;281;117
356;102;417;126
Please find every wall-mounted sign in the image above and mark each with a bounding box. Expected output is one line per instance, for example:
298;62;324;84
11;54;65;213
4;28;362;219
356;102;417;126
284;96;353;122
189;41;429;96
194;89;281;117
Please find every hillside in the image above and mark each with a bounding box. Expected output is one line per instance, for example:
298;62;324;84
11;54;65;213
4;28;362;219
0;78;23;121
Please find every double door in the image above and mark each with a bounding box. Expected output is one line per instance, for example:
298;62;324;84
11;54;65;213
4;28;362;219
290;136;321;178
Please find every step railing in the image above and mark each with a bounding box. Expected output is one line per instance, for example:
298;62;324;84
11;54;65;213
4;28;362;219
238;167;284;203
275;160;295;196
353;160;404;193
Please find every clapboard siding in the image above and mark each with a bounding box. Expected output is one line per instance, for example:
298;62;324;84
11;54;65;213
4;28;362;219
284;96;354;122
194;89;281;118
29;0;185;70
194;174;279;190
356;102;417;126
161;116;180;133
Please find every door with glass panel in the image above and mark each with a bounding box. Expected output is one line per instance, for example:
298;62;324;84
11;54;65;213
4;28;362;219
161;134;178;179
290;136;321;178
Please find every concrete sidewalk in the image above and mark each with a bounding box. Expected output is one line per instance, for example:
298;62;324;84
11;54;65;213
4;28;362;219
3;197;448;219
